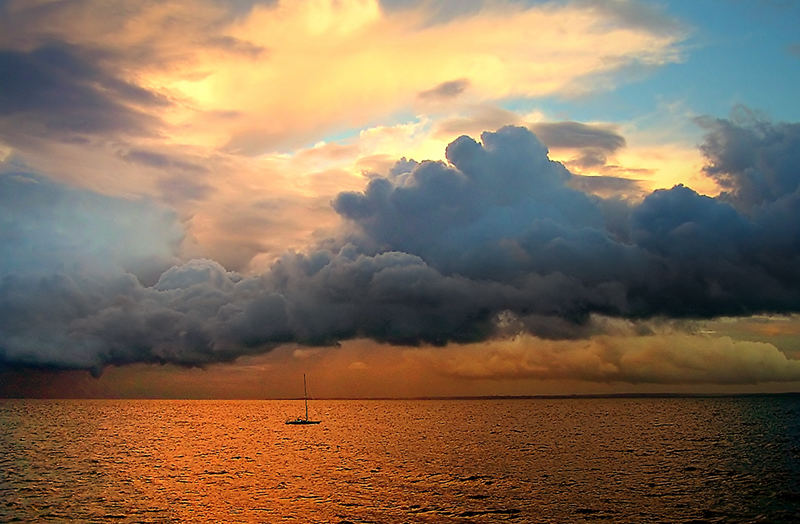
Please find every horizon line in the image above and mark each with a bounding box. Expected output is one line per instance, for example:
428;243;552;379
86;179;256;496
3;392;800;401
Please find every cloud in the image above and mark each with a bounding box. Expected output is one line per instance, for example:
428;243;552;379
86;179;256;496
334;126;602;279
420;333;800;385
574;0;685;37
418;78;469;100
529;121;625;152
335;122;800;322
378;0;485;24
529;120;626;168
132;0;684;153
2;121;800;376
0;0;238;68
0;0;692;279
0;172;185;372
433;105;522;139
567;173;645;199
204;35;267;59
120;149;208;174
0;172;182;281
697;107;800;212
0;43;164;141
431;111;670;199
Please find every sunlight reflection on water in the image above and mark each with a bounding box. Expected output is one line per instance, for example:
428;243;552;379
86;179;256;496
2;397;800;522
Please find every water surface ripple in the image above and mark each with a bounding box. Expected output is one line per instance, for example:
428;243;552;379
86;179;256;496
2;397;800;522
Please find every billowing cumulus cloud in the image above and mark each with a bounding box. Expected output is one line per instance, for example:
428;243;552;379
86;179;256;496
431;113;647;198
698;107;800;212
2;118;800;384
334;124;800;321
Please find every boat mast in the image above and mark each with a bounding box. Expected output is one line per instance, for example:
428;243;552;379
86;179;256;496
303;373;308;421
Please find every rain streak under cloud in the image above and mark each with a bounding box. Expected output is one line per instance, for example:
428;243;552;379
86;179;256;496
1;0;800;391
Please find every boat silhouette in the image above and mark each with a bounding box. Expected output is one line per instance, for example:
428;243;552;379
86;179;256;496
285;374;321;425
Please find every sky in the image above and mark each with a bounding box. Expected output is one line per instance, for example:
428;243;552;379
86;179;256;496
1;0;800;398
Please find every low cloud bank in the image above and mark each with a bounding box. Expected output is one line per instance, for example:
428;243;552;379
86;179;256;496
420;332;800;385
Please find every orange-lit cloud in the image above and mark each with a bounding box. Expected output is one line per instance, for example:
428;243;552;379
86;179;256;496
165;0;684;153
413;333;800;385
2;0;686;151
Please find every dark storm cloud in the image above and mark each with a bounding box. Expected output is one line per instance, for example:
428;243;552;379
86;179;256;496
418;79;469;100
334;122;800;321
0;43;165;139
697;107;800;212
2;118;800;374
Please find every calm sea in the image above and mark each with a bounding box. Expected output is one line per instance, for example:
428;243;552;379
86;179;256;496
2;396;800;522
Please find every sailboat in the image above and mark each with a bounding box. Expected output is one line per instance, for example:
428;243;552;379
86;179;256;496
285;373;321;425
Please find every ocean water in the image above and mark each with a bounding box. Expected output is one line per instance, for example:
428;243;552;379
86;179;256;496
2;397;800;523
